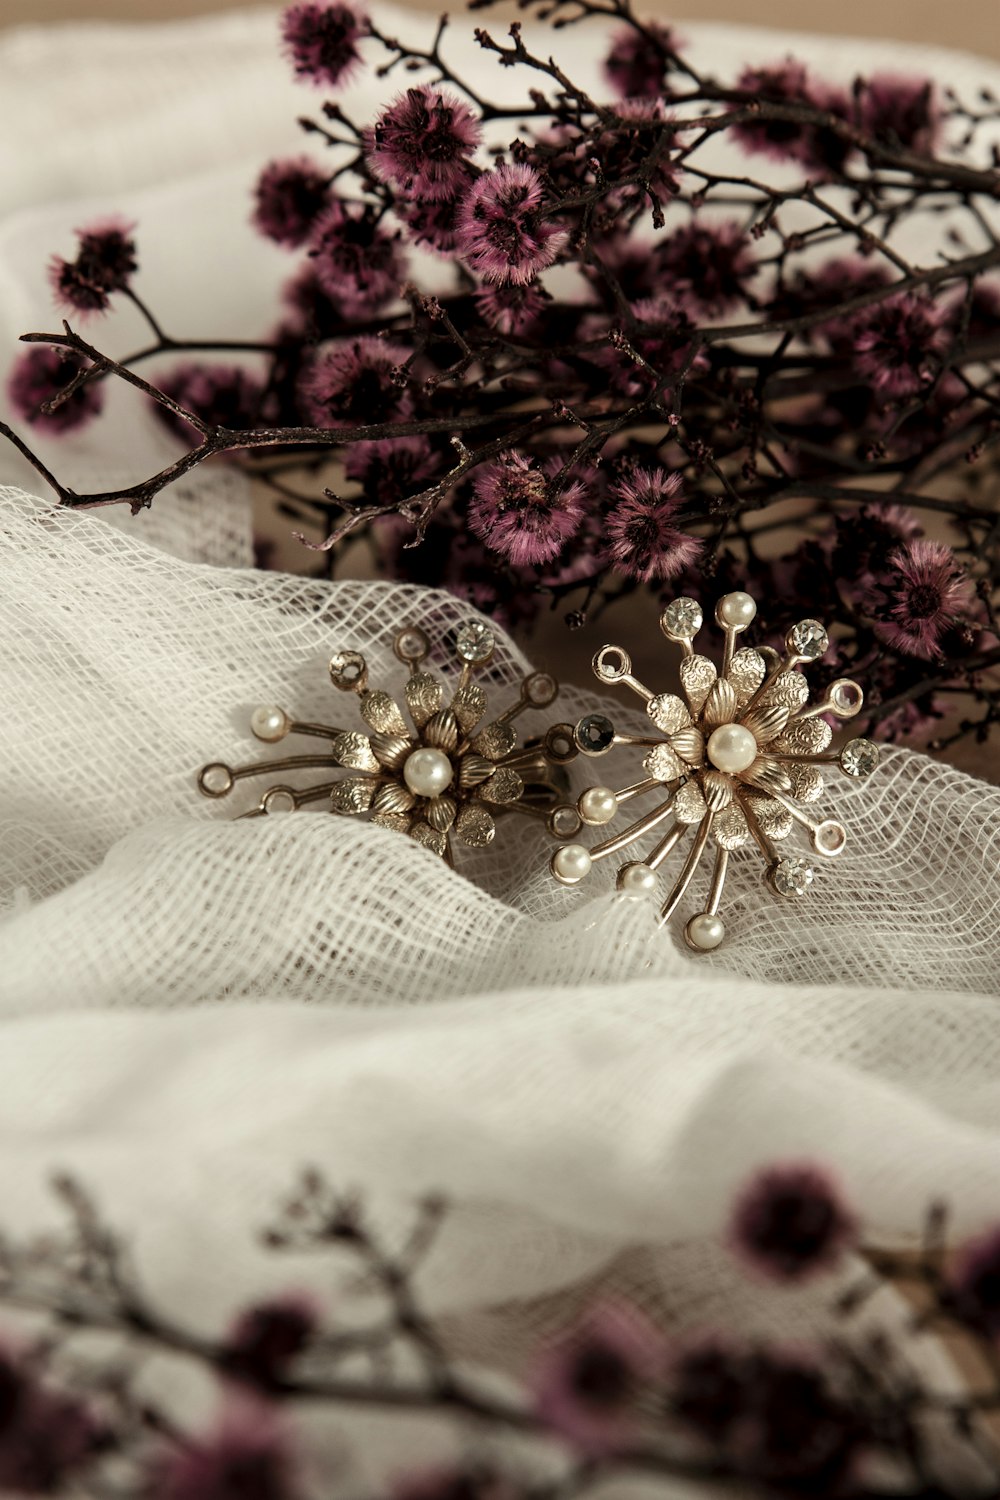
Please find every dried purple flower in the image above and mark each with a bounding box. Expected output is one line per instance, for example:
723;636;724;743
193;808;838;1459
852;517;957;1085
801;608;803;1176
603;21;681;100
152;1402;298;1500
469;451;588;566
281;266;344;342
153;363;264;443
368;86;481;200
533;1300;664;1455
949;1224;1000;1338
474;280;547;336
877;538;970;660
732;61;851;175
655;220;756;315
851;292;948;399
47;217;138;317
456;163;565;287
281;2;365;87
670;1337;747;1444
7;346;103;433
300;336;411;426
858;73;940;153
605;465;701;582
0;1346;101;1494
729;1349;861;1487
48;257;112;316
345;435;440;506
827;502;922;583
395;195;464;258
252;158;331;248
729;1162;857;1283
308;199;405;317
225;1294;318;1387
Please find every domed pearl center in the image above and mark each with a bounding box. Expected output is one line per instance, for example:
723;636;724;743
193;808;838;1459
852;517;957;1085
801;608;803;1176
403;747;454;799
706;722;758;775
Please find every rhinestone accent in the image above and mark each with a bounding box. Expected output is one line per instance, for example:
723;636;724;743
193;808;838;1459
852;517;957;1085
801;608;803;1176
661;597;703;640
455;621;495;663
550;804;583;838
394;627;430;664
771;857;814;897
523;671;558;707
787;619;829;661
575;713;616;755
840;738;880;778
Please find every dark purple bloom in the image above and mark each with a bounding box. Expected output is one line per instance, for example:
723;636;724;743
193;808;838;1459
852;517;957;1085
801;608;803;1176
281;266;344;342
729;1349;861;1487
7;345;103;433
605;466;701;582
474;280;547;336
826;502;921;584
395;195;464;258
949;1224;1000;1338
252;158;331;247
788;255;893;350
0;1346;101;1494
469;450;588;566
603;21;681;100
851;292;949;399
394;1466;519;1500
48;257;111;316
533;1300;664;1455
857;73;940;153
281;2;365;87
655;220;756;315
368;86;481;200
670;1337;747;1444
457;163;565;287
152;363;264;443
151;1402;298;1500
225;1294;318;1386
732;61;851;175
48;217;137;317
308;199;405;317
345;435;440;506
729;1162;857;1283
583;297;705;398
877;538;970;660
299;336;411;426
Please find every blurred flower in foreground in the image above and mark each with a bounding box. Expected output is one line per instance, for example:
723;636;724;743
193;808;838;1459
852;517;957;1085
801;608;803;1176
729;1162;857;1282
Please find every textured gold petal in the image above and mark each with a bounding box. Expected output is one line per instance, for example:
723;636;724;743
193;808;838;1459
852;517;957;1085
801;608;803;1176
743;757;793;795
786;763;825;802
726;647;767;705
702;770;734;811
370;811;412;835
452;683;488;734
458;753;495;789
426;795;457;831
372;781;416;815
647;693;691;735
370;732;415;770
703;678;738;728
674;779;708;824
360;690;408;736
759;671;810;711
740;702;790;744
479;768;524;804
423;708;460;753
455;804;496;847
679;655;717;716
714;803;750;849
405;672;444;730
330;777;378;813
644;742;685;783
746;794;793;840
668;726;705;767
329;731;379;773
773;718;833;755
473;721;517;761
409;822;448;857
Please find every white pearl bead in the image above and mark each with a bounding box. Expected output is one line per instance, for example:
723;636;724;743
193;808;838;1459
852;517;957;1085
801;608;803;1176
617;862;657;895
251;705;288;742
403;747;454;798
706;722;758;774
685;912;726;951
715;592;757;630
552;843;593;884
579;786;618;825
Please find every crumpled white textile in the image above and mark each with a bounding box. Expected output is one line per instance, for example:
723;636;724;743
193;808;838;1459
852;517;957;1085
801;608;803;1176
3;3;1000;1487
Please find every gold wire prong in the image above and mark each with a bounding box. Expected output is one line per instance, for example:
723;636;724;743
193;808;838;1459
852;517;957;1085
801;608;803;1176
590;797;678;863
658;810;715;924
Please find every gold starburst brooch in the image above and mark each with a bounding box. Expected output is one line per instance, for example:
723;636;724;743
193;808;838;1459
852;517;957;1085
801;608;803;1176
548;592;881;951
197;621;565;863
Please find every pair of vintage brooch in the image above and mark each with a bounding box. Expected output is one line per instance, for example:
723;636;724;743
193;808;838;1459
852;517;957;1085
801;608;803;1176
197;593;881;953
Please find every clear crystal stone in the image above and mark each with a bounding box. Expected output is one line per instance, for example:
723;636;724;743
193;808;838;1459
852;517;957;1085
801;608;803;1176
786;619;829;660
840;737;880;778
661;597;703;641
395;627;430;664
550;805;582;838
199;763;232;796
263;788;296;814
575;713;616;755
771;856;814;898
455;622;494;663
523;671;557;707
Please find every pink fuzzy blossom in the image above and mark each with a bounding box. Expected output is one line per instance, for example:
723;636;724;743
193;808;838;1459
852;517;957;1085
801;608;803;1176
308;199;405;318
152;363;264;444
474;280;547;336
7;345;103;433
469;450;588;566
345;435;440;506
533;1299;665;1455
395;195;464;258
728;1162;857;1283
878;538;971;660
593;298;707;397
655;220;756;315
368;85;481;200
151;1401;298;1500
858;73;940;153
252;158;331;247
456;163;565;287
281;2;365;87
603;21;682;99
300;336;411;426
851;292;949;399
732;61;851;175
605;465;700;582
48;217;137;317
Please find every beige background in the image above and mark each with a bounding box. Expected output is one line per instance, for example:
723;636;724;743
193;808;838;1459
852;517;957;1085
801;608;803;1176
0;0;998;57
